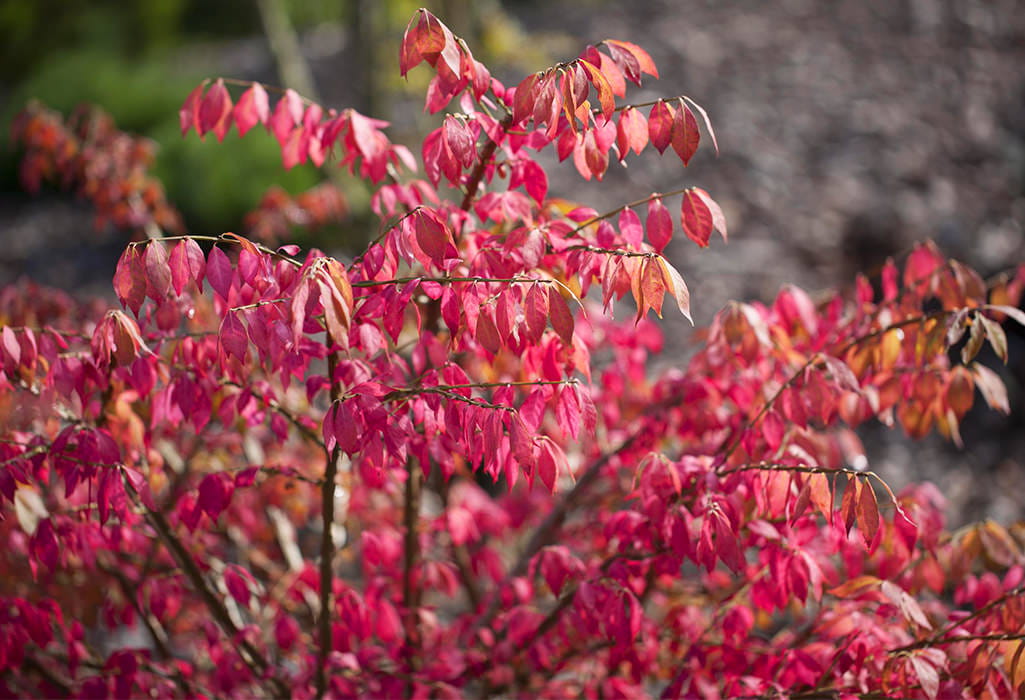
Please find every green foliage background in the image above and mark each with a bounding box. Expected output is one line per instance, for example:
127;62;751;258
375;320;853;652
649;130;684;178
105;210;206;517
0;0;559;241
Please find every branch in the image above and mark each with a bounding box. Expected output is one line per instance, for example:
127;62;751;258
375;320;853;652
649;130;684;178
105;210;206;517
567;186;691;237
402;458;423;698
461;114;513;211
315;349;342;700
888;583;1025;654
473;433;640;633
121;471;286;698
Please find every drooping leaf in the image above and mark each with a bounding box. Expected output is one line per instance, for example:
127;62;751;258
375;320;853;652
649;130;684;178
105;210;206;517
548;286;575;345
648;101;674;154
646;197;673;254
680;189;714;247
670;99;700;166
234;83;270;137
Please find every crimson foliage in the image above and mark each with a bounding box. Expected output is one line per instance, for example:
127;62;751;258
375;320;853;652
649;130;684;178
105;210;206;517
3;10;1025;699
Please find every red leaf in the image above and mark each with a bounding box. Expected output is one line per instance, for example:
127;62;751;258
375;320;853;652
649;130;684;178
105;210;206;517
268;89;303;146
219;311;248;363
578;59;615;119
648;101;674;154
509;413;536;464
618;207;644;249
179;82;206;136
646;197;672;253
694;188;727;242
616;107;648;159
536;437;565;492
224;566;251;606
512;73;540;126
412;208;453;268
840;477;859;535
476;310;502;355
670;100;700;166
144;241;172;300
198;79;233;142
234;83;269;137
856;481;880;545
281;127;307;169
604;39;658;81
636;257;667;321
683;96;719;156
169;239;205;296
680;189;714;247
113;246;146;315
197;472;234;521
555;385;581;440
524;284;549;344
207;245;233;301
548;286;575;345
597;50;627;98
331;400;360;455
443;116;476;168
903;241;945;290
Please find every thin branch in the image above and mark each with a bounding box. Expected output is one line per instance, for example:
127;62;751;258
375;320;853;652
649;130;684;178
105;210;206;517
315;349;342;700
352;275;554;289
440;481;481;610
473;433;640;633
888;583;1025;654
567;186;691;237
121;471;286;698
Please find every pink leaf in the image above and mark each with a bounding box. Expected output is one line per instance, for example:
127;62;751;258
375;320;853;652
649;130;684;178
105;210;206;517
618;207;644;250
536;437;565;492
234;83;269;137
207;246;233;301
169;239;205;296
648;101;674;154
179;82;206;136
198;79;233;142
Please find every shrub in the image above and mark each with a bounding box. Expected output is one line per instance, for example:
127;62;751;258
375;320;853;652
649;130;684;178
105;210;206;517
2;10;1025;698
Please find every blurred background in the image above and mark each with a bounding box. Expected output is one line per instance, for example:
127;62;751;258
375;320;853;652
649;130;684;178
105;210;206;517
1;0;1024;524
